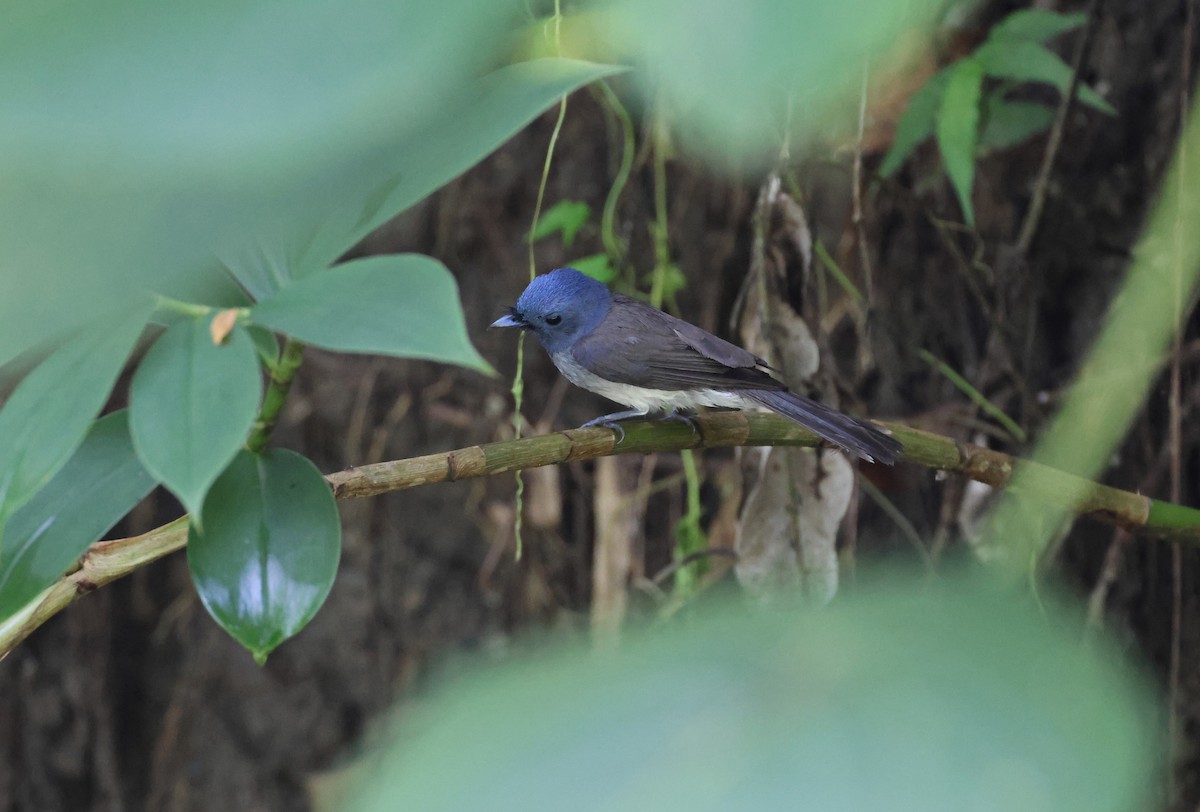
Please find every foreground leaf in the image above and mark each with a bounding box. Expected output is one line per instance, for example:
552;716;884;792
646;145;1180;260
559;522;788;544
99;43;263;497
936;59;984;226
0;301;152;530
0;411;155;620
250;255;491;373
0;0;522;365
296;58;625;273
344;575;1156;811
599;0;947;167
129;315;262;521
188;449;341;662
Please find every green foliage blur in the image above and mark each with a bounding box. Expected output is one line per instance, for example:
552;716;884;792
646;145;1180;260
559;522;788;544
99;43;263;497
0;0;617;655
344;576;1157;811
0;0;1191;805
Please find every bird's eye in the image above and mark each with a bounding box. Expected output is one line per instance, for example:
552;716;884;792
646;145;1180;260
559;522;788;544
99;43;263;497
545;314;562;326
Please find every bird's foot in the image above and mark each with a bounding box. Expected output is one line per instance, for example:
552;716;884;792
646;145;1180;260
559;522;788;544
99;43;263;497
580;408;648;443
584;420;626;442
661;408;700;438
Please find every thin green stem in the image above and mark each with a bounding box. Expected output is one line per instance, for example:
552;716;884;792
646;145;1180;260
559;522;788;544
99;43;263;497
919;349;1026;442
512;0;567;560
153;295;217;319
596;80;636;274
247;338;305;453
673;449;707;597
643;111;705;597
649;113;671;310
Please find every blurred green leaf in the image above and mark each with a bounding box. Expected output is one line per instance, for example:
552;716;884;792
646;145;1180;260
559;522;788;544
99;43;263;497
656;264;689;299
975;39;1116;116
982;73;1200;565
989;9;1086;43
188;448;341;662
0;2;610;366
0;300;152;531
288;59;625;278
936;59;984;226
979;95;1056;151
570;253;619;284
0;411;155;620
530;200;591;249
879;67;952;177
344;575;1157;811
250;255;492;373
129;315;262;522
601;0;947;168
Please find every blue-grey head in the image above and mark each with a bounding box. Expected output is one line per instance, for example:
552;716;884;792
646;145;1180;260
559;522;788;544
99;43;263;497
491;268;613;353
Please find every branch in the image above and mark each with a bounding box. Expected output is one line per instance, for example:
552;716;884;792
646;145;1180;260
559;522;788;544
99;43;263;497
3;411;1199;659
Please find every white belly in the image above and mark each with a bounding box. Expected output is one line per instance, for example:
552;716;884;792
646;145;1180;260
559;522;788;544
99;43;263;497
550;351;749;413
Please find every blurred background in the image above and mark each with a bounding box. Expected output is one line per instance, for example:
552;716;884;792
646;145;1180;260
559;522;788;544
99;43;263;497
0;0;1196;808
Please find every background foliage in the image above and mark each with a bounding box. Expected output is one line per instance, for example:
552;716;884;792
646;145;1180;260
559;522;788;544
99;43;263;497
1;0;1197;809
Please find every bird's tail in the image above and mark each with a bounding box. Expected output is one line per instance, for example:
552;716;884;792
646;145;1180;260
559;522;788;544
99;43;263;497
744;390;903;464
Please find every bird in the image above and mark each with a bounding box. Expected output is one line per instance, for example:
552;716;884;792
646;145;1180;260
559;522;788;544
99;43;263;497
491;268;902;464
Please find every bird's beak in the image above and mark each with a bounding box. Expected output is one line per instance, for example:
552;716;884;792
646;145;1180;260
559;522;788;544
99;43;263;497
490;308;527;329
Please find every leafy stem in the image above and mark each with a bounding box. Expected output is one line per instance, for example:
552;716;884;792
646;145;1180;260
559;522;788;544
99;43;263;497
247;337;305;454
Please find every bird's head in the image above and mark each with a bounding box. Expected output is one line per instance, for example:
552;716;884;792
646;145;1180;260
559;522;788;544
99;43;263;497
491;268;613;353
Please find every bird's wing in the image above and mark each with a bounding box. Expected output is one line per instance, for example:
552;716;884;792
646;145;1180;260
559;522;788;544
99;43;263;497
570;295;784;392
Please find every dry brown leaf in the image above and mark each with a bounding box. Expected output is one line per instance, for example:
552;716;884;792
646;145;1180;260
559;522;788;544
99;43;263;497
209;308;239;345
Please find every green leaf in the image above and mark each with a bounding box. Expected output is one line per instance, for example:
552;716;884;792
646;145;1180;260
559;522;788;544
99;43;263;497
299;59;624;273
599;0;948;168
0;2;610;368
0;411;155;621
936;59;984;227
569;253;619;284
0;300;152;530
978;95;1055;151
129;315;262;522
343;575;1157;811
988;9;1086;44
975;39;1116;116
530;200;591;249
880;67;954;177
250;255;492;373
188;448;341;662
647;264;689;299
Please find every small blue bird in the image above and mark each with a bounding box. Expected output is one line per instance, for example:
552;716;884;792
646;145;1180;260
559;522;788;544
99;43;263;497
492;268;902;464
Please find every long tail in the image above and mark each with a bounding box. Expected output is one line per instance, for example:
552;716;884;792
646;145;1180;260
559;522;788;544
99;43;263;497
744;390;902;464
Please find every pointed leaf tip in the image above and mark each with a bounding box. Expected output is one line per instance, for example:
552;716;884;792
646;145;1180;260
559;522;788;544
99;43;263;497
250;254;492;373
130;315;262;522
189;449;340;659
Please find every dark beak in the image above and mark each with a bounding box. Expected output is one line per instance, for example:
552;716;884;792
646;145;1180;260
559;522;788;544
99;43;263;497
490;307;527;329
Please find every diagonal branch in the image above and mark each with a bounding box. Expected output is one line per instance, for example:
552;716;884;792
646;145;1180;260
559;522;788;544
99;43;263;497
2;411;1199;659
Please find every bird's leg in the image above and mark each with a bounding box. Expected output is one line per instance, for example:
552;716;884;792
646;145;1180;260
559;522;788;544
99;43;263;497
580;407;650;443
